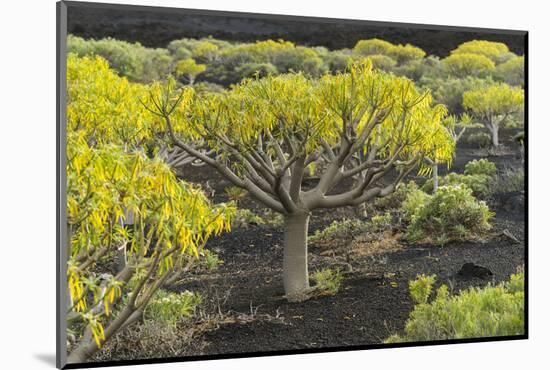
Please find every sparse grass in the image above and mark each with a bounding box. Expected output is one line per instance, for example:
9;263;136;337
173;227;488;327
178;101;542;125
312;268;344;295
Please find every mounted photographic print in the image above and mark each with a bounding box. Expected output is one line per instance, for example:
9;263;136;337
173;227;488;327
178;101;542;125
56;1;528;368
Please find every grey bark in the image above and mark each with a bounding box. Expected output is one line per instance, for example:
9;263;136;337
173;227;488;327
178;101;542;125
432;163;439;193
491;125;500;148
283;212;310;297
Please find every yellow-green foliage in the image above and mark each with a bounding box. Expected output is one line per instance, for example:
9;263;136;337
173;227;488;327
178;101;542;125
66;55;234;348
422;172;492;198
463;83;524;124
409;274;436;304
403;185;494;244
354;39;425;65
67;54;157;147
162;60;454;173
495;56;524;86
388;44;427;64
386;273;524;342
309;218;371;245
364;54;397;71
144;290;202;328
354;38;395;56
450;40;514;64
375;181;419;210
313;268;344;295
464;159;497;177
174;58;207;83
442;53;495;78
67;35;173;82
418;76;491;114
67;135;234;345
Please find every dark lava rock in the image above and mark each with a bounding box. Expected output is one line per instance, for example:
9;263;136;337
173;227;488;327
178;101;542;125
457;263;493;279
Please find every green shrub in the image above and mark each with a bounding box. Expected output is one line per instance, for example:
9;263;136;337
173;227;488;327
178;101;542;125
324;50;353;73
491;167;525;193
198;250;223;270
421;172;492;198
312;268;344;295
370;212;393;232
375;181;419;210
450;40;514;64
387;44;426;65
402;187;431;218
144;290;202;328
193;82;225;94
385;272;524;342
364;54;397;71
394;56;443;81
404;184;494;244
234;62;278;79
466;132;492;148
464;159;497;177
442;53;495;78
309;218;371;245
418;76;491;114
495;56;524;86
354;38;395;56
67;35;173;82
409;274;436;304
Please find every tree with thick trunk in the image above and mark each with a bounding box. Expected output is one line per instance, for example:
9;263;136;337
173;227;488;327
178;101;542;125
146;61;454;298
463;83;524;148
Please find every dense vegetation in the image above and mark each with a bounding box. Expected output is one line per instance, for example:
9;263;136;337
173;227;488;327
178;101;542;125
65;34;525;363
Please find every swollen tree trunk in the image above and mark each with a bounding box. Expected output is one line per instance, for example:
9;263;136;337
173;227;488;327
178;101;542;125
432;163;439;193
283;211;310;298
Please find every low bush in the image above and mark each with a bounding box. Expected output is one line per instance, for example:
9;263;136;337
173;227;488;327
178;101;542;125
404;185;494;244
466;132;492;148
312;268;344;295
418;76;491;114
421;172;492;198
144;290;202;328
370;212;393;232
309;218;371;246
375;181;420;210
385;272;524;342
464;158;497;177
